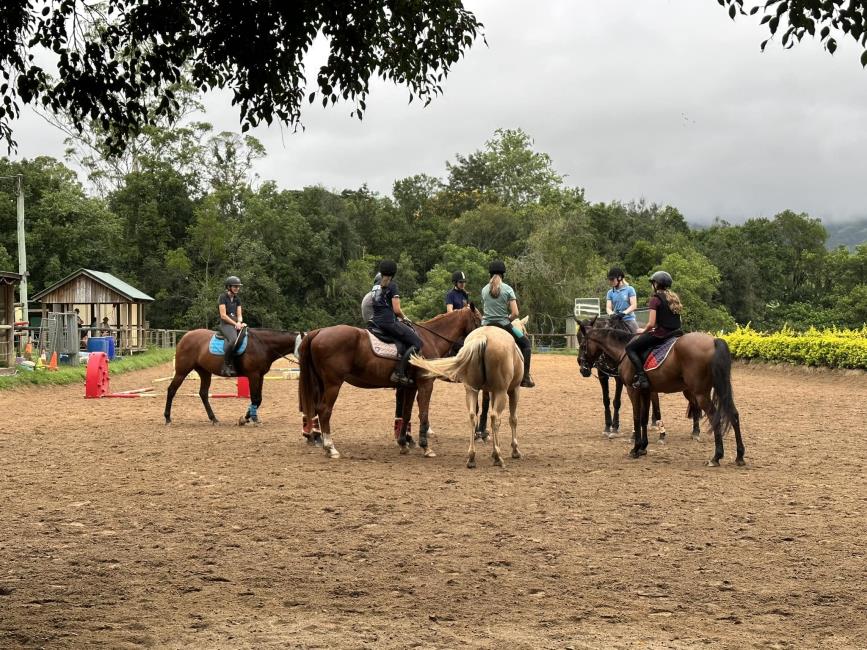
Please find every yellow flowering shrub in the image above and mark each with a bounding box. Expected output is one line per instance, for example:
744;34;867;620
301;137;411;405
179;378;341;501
720;325;867;369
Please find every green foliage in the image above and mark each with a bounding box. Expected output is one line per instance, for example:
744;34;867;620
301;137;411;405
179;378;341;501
721;325;867;369
0;2;483;153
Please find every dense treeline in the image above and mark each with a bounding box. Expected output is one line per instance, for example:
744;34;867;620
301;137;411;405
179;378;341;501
1;127;865;334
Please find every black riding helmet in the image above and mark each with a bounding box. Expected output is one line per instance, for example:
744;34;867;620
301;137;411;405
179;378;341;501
650;270;673;289
607;267;624;281
225;275;242;288
452;270;467;284
489;260;506;277
379;259;397;276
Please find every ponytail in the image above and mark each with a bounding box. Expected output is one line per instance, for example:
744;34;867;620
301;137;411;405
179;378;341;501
663;289;683;314
489;274;502;298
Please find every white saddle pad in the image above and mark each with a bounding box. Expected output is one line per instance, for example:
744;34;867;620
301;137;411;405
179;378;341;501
367;331;400;359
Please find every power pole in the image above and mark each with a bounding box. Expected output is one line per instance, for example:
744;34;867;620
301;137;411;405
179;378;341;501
16;174;29;341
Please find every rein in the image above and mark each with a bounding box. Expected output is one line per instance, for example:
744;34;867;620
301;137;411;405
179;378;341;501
411;313;475;347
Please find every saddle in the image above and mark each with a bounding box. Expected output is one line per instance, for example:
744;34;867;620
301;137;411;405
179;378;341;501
366;322;405;360
643;335;680;371
209;328;249;356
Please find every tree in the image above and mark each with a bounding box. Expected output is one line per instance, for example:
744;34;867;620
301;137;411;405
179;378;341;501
0;2;483;153
720;1;867;67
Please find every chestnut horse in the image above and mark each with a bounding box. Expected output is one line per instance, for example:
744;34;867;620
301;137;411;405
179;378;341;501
578;320;744;466
164;327;302;426
298;306;482;459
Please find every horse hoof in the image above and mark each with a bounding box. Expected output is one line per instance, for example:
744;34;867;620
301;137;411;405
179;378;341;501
399;446;409;455
423;449;437;458
511;450;522;459
238;417;247;426
692;435;701;442
313;436;324;448
706;459;721;467
493;457;505;468
467;460;476;469
607;431;622;440
211;419;220;426
629;449;641;459
406;436;418;449
327;449;341;459
656;436;666;444
165;419;171;426
638;448;647;456
736;458;746;467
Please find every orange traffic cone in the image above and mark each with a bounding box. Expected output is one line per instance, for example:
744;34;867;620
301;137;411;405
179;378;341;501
24;341;32;360
48;351;58;371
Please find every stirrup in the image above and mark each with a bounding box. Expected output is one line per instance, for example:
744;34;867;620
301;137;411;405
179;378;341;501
390;371;414;387
632;374;649;390
520;375;535;388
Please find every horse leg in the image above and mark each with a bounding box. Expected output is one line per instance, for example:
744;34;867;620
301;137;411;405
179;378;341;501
416;382;436;458
397;385;418;455
318;383;342;459
732;408;745;466
652;392;666;442
638;389;651;456
465;387;479;468
599;375;612;435
393;388;405;443
490;391;506;467
509;388;521;460
685;391;702;441
163;371;189;425
695;392;722;466
475;391;491;441
627;388;645;459
239;373;263;426
195;369;219;424
612;377;623;437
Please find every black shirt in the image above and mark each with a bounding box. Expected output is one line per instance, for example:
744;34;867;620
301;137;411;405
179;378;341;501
372;280;399;324
219;292;242;320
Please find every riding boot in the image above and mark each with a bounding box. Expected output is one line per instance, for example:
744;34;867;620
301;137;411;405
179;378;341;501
520;346;535;388
222;341;237;377
390;346;417;387
626;348;649;390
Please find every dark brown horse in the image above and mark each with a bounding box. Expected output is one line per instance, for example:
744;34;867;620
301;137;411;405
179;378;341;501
578;320;744;466
298;306;482;459
164;327;302;425
578;317;701;441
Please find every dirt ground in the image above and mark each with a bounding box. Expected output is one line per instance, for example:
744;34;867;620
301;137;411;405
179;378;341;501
1;355;866;649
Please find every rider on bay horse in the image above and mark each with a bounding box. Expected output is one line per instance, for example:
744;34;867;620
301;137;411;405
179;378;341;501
218;275;244;377
481;260;535;388
372;259;423;387
625;270;683;390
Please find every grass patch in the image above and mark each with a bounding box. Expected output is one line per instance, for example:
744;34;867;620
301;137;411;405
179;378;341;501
0;348;176;391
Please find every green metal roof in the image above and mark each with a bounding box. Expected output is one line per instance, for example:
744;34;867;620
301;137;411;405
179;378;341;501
32;268;154;302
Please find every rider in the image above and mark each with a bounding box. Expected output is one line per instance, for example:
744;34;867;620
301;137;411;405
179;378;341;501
606;267;638;333
218;275;244;377
481;260;535;388
372;259;423;387
445;271;469;312
625;270;683;390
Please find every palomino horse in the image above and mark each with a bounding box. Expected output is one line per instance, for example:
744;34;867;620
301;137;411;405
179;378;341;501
164;327;302;425
578;317;701;441
410;318;527;468
298;306;482;459
578;320;744;466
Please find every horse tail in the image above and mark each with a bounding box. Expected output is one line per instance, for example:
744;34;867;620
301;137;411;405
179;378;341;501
409;336;487;383
298;329;322;420
710;338;737;435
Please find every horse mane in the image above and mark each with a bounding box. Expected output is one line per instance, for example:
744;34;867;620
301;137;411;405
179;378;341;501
589;326;633;346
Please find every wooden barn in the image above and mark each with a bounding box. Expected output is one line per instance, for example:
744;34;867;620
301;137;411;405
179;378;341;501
31;269;154;353
0;271;22;368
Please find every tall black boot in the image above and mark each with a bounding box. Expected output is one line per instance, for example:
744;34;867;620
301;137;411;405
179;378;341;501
222;340;237;377
390;346;417;386
626;348;649;390
520;344;535;388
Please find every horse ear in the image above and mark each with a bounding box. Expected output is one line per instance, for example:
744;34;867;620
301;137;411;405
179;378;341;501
589;315;598;326
520;315;529;326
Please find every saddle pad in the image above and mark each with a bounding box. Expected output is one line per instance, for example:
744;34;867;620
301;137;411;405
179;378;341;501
367;330;400;359
644;337;678;371
209;334;248;356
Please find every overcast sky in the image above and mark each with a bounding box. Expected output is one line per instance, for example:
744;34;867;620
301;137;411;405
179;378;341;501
11;0;867;223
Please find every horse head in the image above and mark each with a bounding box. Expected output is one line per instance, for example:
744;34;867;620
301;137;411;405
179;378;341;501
577;318;601;377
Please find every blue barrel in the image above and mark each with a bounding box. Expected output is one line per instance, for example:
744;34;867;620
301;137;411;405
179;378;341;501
87;336;116;360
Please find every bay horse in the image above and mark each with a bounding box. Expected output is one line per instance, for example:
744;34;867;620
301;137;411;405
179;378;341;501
164;327;302;426
578;317;701;441
410;319;527;469
298;305;482;459
578;320;744;466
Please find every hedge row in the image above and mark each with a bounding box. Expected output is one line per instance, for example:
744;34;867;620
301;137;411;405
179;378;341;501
719;325;867;369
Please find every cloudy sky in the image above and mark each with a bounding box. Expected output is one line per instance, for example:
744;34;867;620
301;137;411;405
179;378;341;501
12;0;867;223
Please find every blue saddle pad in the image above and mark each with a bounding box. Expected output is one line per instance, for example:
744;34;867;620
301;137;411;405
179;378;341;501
209;334;248;356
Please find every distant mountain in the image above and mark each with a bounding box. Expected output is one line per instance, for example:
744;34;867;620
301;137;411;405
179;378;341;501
825;220;867;250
